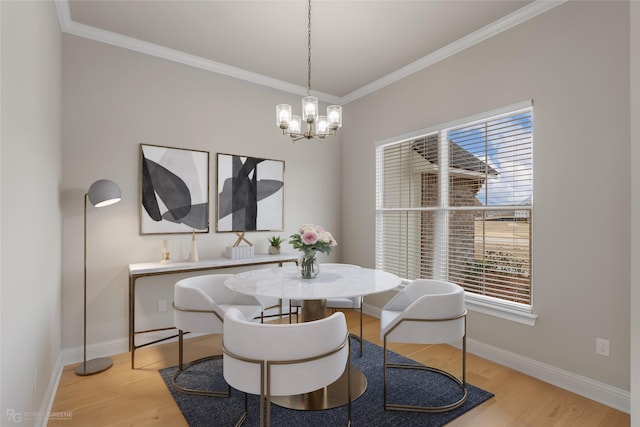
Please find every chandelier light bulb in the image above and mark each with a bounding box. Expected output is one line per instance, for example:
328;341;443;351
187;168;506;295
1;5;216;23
276;104;292;129
317;116;329;135
289;115;302;134
327;105;342;130
302;96;318;123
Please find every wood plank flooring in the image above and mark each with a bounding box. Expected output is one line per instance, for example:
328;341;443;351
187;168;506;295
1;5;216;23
48;311;629;426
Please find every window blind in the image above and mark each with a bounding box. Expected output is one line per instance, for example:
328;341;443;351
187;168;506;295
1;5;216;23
376;105;533;306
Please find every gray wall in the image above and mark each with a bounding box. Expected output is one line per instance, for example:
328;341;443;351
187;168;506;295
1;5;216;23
341;1;630;391
1;1;62;424
61;34;342;354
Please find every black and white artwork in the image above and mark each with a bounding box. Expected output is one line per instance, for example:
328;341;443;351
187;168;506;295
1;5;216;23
216;153;284;232
140;144;209;234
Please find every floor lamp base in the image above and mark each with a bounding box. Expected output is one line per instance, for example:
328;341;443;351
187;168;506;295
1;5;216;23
75;357;113;376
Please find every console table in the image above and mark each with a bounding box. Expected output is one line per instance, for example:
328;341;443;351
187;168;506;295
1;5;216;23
128;253;298;368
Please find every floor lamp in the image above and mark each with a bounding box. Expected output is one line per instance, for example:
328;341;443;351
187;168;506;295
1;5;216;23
75;179;122;376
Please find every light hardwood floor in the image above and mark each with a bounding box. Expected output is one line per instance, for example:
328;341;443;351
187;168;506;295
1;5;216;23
48;311;629;426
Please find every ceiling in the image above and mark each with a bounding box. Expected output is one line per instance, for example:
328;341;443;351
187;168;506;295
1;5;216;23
59;1;562;104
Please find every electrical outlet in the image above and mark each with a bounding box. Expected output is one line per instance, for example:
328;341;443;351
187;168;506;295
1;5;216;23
158;299;167;312
596;338;610;357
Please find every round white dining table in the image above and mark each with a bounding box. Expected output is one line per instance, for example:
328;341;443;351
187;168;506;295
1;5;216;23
224;263;402;410
225;263;402;320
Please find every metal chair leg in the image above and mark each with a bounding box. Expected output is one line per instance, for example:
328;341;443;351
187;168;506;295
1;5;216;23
347;339;352;426
359;299;363;357
233;393;248;427
382;334;467;413
171;330;231;397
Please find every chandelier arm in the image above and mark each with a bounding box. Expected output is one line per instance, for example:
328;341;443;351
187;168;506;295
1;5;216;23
291;134;307;143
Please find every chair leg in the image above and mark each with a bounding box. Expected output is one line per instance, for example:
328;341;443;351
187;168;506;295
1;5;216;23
383;337;388;409
257;300;290;324
233;393;248;427
178;330;184;371
347;339;352;426
266;393;271;427
462;331;467;386
260;391;266;427
235;393;249;427
382;335;467;413
359;302;363;357
171;331;231;398
347;302;364;357
288;301;300;323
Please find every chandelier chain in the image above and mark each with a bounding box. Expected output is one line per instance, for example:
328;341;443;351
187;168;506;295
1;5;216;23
307;0;312;95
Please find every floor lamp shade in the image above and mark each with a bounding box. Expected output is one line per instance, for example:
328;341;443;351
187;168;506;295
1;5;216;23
76;179;122;376
88;179;122;207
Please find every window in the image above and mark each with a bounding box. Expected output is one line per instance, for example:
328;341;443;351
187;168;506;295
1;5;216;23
376;101;534;323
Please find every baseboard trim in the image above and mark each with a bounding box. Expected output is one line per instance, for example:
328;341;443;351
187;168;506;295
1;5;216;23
363;303;630;414
62;337;130;367
467;338;630;413
38;354;64;427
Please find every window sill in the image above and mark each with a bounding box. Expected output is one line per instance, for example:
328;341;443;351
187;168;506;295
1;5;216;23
465;293;538;326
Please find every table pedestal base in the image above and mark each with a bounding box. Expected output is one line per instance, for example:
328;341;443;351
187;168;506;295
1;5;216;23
302;299;327;322
271;366;367;410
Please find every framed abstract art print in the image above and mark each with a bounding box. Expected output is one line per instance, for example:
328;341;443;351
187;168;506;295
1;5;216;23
140;144;209;234
216;153;284;232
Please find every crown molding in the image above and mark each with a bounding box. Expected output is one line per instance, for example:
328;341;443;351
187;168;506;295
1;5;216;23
340;0;566;104
54;0;342;105
55;0;564;106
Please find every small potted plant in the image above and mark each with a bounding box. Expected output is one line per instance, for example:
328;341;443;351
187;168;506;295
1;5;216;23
268;235;283;255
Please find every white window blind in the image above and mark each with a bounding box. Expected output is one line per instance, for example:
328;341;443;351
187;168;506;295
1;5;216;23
376;104;533;307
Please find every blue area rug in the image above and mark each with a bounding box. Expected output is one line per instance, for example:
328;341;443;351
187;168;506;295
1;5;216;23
160;338;493;426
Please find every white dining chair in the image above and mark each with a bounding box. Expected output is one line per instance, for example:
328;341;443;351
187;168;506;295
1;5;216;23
380;278;467;412
222;307;352;427
172;274;263;397
289;263;364;356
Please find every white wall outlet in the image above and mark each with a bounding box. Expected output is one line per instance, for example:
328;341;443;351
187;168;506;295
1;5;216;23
158;299;167;312
596;337;610;357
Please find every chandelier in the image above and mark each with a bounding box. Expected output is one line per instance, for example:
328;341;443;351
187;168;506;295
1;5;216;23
276;0;342;142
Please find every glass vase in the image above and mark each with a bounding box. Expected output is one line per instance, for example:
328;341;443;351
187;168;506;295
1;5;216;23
299;251;320;279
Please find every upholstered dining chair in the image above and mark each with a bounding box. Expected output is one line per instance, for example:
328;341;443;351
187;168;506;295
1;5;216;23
172;274;263;397
380;279;467;413
222;307;352;427
289;263;364;356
